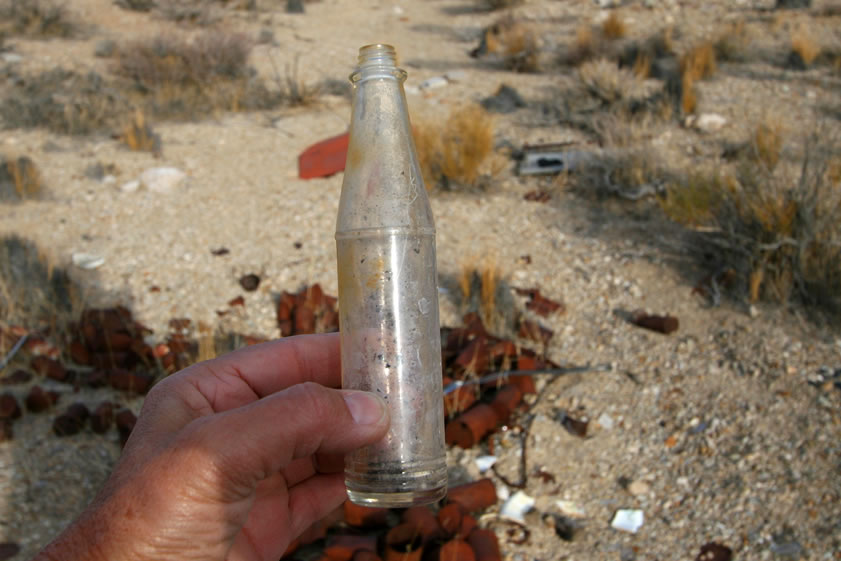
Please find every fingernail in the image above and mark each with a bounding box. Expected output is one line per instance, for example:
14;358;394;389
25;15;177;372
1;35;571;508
343;391;387;426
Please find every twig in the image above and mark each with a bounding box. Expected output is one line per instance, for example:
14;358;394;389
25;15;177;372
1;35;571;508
0;333;28;371
443;364;611;395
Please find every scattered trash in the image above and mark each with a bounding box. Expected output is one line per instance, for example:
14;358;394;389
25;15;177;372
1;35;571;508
517;318;554;344
0;542;20;561
556;499;587;519
446;478;498;513
25;385;59;413
228;295;245;307
467;529;502;561
298;132;349;179
500;490;535;523
211;247;230;256
517;145;590;176
610;509;644;533
523;190;551;203
596;412;615;430
444;70;468;83
475;455;498;473
685;113;728;133
140;167;186;194
90;402;114;434
481;84;526;114
516;287;565;316
53;403;90;437
0;394;21;420
696;542;733;561
630;310;679;334
239;273;260;292
419;76;448;90
72;252;105;270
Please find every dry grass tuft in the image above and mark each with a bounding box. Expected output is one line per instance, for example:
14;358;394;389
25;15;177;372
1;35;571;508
714;20;749;62
0;69;125;134
681;73;698;115
0;0;75;38
575;146;665;202
0;236;79;331
680;43;717;82
660;171;727;227
480;16;541;72
578;59;641;106
456;258;518;336
602;12;626;40
752;120;784;170
676;128;841;315
269;55;322;107
0;155;42;202
113;31;281;119
413;104;496;190
118;109;161;154
790;31;821;66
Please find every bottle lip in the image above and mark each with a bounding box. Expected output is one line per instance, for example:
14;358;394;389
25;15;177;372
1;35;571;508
350;43;407;84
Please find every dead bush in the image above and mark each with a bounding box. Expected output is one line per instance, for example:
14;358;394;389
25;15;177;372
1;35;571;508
601;12;626;40
0;0;75;38
118;109;161;154
413;104;496;190
457;258;518;336
713;20;749;62
475;16;540;72
113;31;280;118
577;59;642;107
752;120;784;170
574;147;666;201
680;43;717;82
789;31;820;68
0;236;79;330
0;155;42;202
0;69;126;134
268;55;321;107
683;129;841;315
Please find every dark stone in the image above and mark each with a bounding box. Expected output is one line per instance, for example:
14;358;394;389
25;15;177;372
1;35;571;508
239;273;261;292
481;84;526;114
90;402;114;434
0;369;32;385
0;394;21;419
286;0;304;13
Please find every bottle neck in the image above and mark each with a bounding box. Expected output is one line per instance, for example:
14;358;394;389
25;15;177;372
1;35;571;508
350;44;406;84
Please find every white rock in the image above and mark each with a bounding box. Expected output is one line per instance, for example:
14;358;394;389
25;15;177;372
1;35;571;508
475;455;497;473
72;253;105;270
103;174;116;186
556;499;587;518
611;509;644;533
597;412;615;430
628;480;651;496
404;85;420;95
444;70;468;83
140;167;186;194
419;76;448;90
501;491;535;523
2;53;23;64
120;180;141;193
496;483;510;502
691;113;728;133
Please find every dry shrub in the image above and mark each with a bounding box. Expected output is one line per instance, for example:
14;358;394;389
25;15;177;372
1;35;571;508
752;120;784;170
0;236;79;330
0;0;75;38
575;146;665;201
119;109;161;154
681;73;698;115
660;171;727;227
0;69;126;134
632;52;651;78
484;0;523;8
680;43;717;82
602;12;626;40
790;31;820;66
156;0;221;26
714;20;748;62
114;31;280;119
578;59;641;107
457;259;518;336
683;129;841;315
481;16;540;72
0;155;42;202
269;55;321;107
413;104;496;190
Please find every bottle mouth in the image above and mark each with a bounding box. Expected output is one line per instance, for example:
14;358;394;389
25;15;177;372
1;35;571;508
351;44;406;83
358;44;397;66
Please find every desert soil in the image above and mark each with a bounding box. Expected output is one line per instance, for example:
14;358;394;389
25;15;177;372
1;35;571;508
1;0;840;560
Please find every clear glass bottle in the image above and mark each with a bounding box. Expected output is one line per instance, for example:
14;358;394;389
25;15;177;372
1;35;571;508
336;44;447;507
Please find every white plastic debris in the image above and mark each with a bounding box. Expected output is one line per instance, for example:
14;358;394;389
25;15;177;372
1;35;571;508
500;491;536;523
475;455;497;473
120;180;141;193
72;253;105;270
597;412;615;430
556;500;587;519
419;76;448;90
140;167;186;194
685;113;728;133
444;70;468;83
496;483;510;502
611;509;644;533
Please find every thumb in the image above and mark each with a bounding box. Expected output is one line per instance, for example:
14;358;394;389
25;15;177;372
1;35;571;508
186;382;389;486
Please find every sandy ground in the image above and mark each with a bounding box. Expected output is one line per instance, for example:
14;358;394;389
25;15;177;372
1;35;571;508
1;0;841;559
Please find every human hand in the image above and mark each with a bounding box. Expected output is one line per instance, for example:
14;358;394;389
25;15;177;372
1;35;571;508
35;333;389;561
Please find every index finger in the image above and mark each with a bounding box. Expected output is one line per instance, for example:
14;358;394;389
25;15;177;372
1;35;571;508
178;333;341;412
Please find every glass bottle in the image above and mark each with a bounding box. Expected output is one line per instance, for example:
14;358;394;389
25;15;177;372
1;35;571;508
336;44;447;507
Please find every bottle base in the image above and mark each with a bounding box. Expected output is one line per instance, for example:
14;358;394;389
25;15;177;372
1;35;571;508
346;484;447;508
